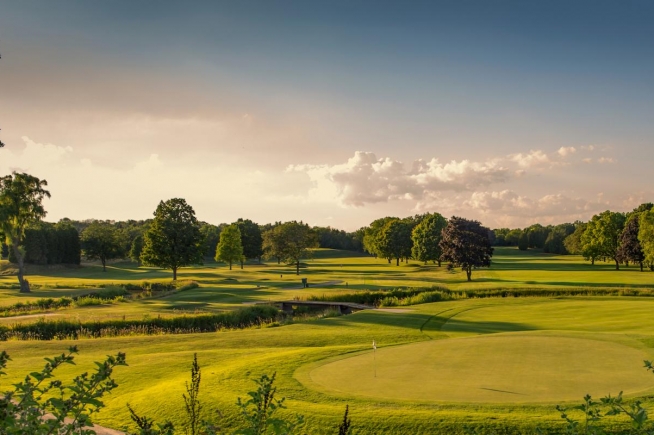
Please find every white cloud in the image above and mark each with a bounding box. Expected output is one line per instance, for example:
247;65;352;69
581;145;596;151
288;151;510;207
509;149;551;168
598;157;615;164
557;146;577;157
462;190;610;221
0;136;74;175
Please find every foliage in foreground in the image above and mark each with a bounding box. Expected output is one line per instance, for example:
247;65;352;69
8;347;654;434
0;347;348;435
0;346;127;435
555;361;654;434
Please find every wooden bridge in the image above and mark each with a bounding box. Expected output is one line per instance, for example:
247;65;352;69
258;300;373;314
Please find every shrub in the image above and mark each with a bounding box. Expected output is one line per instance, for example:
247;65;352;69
0;346;127;435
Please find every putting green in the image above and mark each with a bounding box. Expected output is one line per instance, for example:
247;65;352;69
307;334;654;403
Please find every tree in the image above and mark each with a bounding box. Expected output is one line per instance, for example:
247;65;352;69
362;217;398;260
263;221;317;275
439;216;494;281
262;227;286;265
526;224;549;249
543;226;570;255
518;231;529;251
582;211;626;269
377;219;413;266
564;222;587;256
235;218;263;266
80;221;124;271
639;209;654;271
54;220;82;265
0;172;50;292
215;224;243;270
129;235;144;265
505;229;523;246
141;198;205;280
411;213;447;266
199;223;223;259
618;214;645;271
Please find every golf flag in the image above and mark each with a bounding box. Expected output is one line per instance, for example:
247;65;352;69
372;340;376;350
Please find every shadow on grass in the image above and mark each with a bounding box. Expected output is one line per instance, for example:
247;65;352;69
313;310;534;336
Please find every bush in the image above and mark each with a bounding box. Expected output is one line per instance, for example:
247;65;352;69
84;286;130;300
0;346;127;435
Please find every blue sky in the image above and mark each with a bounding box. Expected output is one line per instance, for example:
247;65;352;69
1;1;652;229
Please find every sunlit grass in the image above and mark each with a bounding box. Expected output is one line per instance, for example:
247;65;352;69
1;248;653;433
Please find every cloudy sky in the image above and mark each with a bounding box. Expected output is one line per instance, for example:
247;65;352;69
1;1;653;230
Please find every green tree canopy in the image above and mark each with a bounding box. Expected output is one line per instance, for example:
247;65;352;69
505;229;523;246
543;225;572;255
439;216;493;281
518;231;529;251
129;234;144;265
0;172;50;292
377;219;413;266
564;222;587;255
582;210;626;269
80;221;124;272
263;221;317;275
215;224;244;270
639;209;654;271
526;224;549;249
618;214;645;271
411;213;447;266
234;218;263;265
199;223;223;259
361;216;398;260
140;198;205;280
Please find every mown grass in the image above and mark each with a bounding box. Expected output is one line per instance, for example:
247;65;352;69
1;248;654;434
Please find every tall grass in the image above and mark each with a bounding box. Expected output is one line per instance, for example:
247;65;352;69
309;286;654;308
0;305;282;340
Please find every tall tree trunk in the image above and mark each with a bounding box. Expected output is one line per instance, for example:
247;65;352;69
466;266;472;282
229;260;232;270
173;266;177;281
614;258;620;270
296;260;300;275
12;244;30;293
240;260;244;269
102;258;107;272
438;260;442;267
641;261;644;272
396;257;399;266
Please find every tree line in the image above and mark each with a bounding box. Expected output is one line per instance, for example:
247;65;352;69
492;203;654;271
1;171;653;291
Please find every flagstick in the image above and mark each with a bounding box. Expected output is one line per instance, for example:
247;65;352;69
373;339;376;378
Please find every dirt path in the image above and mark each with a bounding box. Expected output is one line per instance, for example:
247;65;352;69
1;312;60;321
87;423;124;435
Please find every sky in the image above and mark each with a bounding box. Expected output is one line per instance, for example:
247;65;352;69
1;0;653;230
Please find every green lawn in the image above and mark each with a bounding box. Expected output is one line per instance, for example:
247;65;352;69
1;248;654;434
